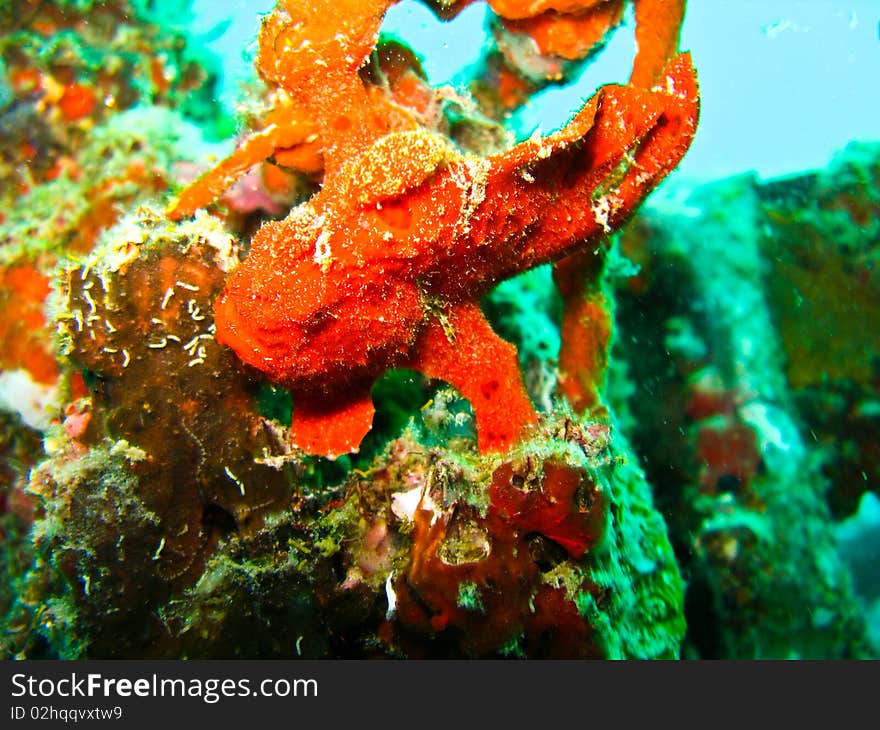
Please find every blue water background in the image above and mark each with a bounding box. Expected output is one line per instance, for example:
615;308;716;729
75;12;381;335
189;0;879;182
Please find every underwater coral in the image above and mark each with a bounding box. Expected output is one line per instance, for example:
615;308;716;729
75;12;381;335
0;0;876;659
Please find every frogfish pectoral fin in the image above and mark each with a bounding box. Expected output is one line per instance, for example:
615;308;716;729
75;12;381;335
289;387;376;459
408;302;537;453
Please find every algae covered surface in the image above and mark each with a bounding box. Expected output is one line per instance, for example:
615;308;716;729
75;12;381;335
0;0;877;659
